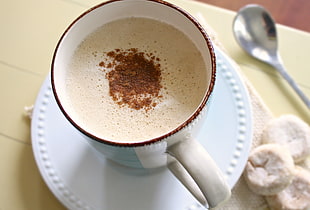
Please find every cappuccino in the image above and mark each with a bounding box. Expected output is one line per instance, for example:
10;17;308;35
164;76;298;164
66;17;208;142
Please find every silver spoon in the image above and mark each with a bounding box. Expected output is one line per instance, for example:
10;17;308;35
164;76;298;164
233;4;310;109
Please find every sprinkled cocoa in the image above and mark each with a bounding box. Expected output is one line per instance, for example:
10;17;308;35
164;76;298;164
98;48;162;111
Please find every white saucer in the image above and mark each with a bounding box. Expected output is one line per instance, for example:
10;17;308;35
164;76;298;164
31;47;252;210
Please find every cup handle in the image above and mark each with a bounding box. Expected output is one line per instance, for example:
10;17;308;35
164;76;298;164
166;137;231;209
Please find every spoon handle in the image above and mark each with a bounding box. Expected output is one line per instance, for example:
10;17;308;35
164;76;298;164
272;57;310;109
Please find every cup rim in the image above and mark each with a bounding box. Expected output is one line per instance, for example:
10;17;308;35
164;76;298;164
51;0;216;147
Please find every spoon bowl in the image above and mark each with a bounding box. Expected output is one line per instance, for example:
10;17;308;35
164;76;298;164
233;4;310;109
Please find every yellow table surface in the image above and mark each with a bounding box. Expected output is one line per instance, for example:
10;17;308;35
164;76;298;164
0;0;309;209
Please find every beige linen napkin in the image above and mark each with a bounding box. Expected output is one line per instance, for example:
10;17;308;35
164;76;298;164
25;15;276;210
195;15;274;209
24;23;274;210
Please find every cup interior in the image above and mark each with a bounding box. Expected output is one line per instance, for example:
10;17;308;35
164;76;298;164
51;0;216;146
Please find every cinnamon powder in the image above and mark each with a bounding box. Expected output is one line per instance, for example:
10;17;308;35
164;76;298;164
98;48;163;111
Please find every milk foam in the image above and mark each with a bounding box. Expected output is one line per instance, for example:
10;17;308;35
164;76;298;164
66;17;207;142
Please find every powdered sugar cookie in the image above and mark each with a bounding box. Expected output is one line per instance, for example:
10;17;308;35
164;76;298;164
262;115;310;163
244;144;295;195
266;166;310;210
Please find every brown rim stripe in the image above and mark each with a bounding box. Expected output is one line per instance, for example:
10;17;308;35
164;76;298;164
51;0;216;147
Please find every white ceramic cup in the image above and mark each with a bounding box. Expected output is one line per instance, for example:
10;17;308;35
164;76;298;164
51;0;231;208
